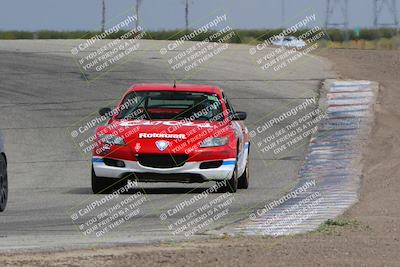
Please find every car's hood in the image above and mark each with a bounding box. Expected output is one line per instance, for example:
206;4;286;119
98;119;229;154
110;119;219;136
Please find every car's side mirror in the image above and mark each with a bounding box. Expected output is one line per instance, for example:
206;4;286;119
99;107;112;117
232;111;247;121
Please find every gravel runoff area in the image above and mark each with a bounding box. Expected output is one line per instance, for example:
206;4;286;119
1;48;399;266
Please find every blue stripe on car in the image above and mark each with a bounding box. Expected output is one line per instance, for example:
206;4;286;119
222;160;236;166
92;158;104;163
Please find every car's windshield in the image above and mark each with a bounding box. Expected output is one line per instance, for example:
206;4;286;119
116;91;224;121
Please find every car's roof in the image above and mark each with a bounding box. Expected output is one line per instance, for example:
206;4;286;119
128;83;222;94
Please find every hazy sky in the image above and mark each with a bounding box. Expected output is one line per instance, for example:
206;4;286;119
0;0;398;31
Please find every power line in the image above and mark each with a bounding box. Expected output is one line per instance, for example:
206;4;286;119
325;0;349;29
373;0;399;28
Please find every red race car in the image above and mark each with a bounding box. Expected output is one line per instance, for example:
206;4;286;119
92;83;250;193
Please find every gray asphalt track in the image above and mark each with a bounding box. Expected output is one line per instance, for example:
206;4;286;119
0;40;335;251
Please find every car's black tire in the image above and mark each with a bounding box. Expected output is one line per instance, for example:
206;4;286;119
91;167;120;194
0;154;8;212
238;156;250;189
225;162;238;193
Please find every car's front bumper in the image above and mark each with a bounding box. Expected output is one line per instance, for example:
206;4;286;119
92;157;236;182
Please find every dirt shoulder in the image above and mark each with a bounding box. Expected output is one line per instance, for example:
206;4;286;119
1;49;400;266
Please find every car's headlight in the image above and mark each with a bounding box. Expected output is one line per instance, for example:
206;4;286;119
200;137;229;148
98;134;126;146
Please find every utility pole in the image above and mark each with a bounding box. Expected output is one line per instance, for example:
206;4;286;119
373;0;399;28
281;0;286;28
135;0;142;30
325;0;349;40
101;0;106;32
185;0;189;31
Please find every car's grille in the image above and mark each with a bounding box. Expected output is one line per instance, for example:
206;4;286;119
199;160;223;169
137;154;188;169
103;158;125;168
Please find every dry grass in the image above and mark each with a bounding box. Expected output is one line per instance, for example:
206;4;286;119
318;37;400;50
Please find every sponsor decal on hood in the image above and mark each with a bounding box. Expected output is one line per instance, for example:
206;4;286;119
155;140;169;151
139;133;186;139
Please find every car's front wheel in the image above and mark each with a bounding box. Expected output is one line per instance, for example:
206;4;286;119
91;167;121;194
238;156;249;189
225;162;238;193
0;154;8;212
